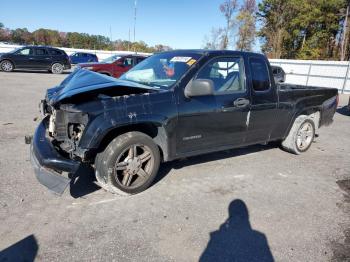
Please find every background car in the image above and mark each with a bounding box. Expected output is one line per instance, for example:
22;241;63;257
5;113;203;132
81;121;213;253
69;52;98;64
271;65;286;83
0;46;71;74
78;54;148;78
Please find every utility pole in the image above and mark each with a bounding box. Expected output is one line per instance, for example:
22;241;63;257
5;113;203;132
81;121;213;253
133;0;137;43
128;28;131;51
109;25;113;54
341;3;349;61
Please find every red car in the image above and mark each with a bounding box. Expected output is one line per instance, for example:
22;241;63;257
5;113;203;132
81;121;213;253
78;54;148;78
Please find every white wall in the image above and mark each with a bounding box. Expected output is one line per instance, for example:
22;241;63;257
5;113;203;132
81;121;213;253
270;59;350;94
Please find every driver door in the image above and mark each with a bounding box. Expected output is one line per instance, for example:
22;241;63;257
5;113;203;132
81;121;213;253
12;48;34;68
176;56;249;154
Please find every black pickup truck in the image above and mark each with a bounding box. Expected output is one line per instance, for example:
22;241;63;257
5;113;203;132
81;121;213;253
30;50;338;195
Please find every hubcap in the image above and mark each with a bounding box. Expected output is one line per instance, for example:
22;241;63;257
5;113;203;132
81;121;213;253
114;144;153;188
2;61;12;71
52;63;62;73
296;122;313;150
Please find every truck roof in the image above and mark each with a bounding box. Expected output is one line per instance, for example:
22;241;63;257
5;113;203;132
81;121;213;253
158;49;266;58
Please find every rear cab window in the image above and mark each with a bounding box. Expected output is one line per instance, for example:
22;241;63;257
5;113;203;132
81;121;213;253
249;57;271;92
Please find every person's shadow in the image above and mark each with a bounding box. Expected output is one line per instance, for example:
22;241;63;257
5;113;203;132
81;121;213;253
200;199;274;262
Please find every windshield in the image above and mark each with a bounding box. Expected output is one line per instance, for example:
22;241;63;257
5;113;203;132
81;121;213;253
9;47;22;53
101;55;121;63
119;52;202;89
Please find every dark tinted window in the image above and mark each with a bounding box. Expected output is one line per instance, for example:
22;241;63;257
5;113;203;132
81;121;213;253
136;57;145;64
49;49;63;55
249;57;271;91
35;48;48;56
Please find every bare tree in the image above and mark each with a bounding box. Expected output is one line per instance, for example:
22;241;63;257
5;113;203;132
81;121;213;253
203;28;224;49
219;0;239;49
236;0;257;51
340;2;350;60
203;0;238;49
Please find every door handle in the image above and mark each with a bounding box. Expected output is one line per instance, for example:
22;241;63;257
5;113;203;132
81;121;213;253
233;98;250;108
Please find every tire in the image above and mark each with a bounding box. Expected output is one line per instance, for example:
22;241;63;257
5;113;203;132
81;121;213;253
281;115;315;155
94;132;160;195
51;63;64;74
1;60;14;72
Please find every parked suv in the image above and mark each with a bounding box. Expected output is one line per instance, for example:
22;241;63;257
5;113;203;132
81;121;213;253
78;54;148;78
69;52;98;64
0;46;71;74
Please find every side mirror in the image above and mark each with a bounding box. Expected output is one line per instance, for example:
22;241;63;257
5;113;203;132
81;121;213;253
184;79;214;98
116;61;124;67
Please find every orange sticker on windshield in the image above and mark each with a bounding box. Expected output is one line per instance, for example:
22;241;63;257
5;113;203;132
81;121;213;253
187;59;196;66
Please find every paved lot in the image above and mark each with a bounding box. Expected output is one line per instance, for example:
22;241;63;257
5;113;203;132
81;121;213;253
0;71;349;262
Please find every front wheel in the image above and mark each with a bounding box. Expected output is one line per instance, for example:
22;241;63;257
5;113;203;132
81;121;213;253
51;63;64;74
1;60;14;72
281;116;315;154
95;132;160;195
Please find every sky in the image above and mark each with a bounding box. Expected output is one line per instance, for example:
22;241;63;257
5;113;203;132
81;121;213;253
0;0;261;50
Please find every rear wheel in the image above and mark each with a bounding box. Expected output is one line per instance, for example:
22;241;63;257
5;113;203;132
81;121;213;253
281;115;315;154
51;63;64;74
1;60;14;72
95;132;160;195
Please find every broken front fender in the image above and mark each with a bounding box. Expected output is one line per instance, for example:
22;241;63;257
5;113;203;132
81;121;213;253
30;117;80;195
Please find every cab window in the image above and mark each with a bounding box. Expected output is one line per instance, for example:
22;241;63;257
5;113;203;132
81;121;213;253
249;58;271;92
195;56;245;94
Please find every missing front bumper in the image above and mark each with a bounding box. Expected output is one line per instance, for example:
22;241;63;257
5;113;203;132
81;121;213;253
30;117;80;195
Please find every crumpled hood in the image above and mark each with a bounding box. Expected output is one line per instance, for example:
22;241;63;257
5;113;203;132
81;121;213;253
47;68;157;105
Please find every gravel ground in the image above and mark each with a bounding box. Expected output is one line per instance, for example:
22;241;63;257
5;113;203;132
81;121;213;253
0;71;349;262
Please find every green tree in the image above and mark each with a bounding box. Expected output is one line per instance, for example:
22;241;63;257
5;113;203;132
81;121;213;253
258;0;347;59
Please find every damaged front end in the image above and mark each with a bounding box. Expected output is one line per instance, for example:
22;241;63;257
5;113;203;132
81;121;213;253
45;103;88;159
31;68;157;195
31;100;88;195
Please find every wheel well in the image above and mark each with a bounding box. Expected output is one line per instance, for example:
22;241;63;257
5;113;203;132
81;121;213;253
285;108;321;138
96;123;165;161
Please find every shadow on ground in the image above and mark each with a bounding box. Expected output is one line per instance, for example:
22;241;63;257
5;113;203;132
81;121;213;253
1;70;70;75
69;164;100;198
0;235;38;262
68;143;277;198
337;106;350;116
154;143;277;185
199;199;274;262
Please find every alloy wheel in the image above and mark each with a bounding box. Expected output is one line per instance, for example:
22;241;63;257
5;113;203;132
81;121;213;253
296;121;314;150
1;61;13;72
114;144;154;188
51;63;63;74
